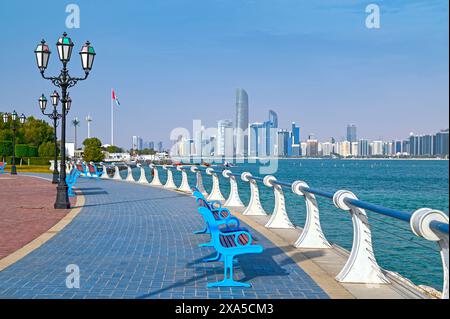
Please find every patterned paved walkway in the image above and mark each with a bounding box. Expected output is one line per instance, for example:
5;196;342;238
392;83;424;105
0;175;328;299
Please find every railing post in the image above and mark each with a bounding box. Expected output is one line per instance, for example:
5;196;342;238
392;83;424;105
206;167;225;202
101;163;109;179
222;170;244;208
177;166;191;193
125;165;135;182
333;190;390;284
137;164;149;184
410;208;449;299
263;175;295;229
163;165;177;189
241;172;266;216
291;181;331;248
190;166;208;196
149;164;162;186
113;165;122;180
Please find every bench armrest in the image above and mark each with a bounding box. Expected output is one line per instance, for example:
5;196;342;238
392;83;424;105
209;200;222;209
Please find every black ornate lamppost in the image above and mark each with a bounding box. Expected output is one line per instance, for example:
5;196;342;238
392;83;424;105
2;111;26;175
39;92;72;184
35;32;95;209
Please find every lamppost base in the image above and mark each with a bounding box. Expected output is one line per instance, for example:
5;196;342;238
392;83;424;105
54;184;71;209
11;165;17;175
52;171;59;184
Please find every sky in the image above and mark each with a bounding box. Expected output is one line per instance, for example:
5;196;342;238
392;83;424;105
0;0;448;149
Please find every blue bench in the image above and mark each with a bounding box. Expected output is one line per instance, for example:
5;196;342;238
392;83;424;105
86;162;103;179
66;168;82;197
198;206;263;288
0;162;6;174
192;190;243;246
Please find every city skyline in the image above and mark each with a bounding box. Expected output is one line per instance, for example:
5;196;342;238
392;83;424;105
0;0;448;149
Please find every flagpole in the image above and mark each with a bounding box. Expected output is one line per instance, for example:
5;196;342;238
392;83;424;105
111;88;114;146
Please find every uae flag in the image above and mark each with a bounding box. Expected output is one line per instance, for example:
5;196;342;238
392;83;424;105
112;89;120;106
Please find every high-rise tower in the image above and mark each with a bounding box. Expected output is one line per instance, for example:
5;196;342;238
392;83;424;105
235;89;249;156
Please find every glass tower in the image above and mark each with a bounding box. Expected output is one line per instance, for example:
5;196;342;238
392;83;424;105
346;124;357;142
235;89;249;156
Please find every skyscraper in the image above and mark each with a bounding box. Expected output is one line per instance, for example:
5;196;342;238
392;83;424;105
435;129;449;156
217;119;233;156
346;124;357;142
290;122;301;156
277;130;290;157
235;88;249;156
132;136;143;151
249;122;265;157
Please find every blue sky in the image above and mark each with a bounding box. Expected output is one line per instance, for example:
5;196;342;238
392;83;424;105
0;0;448;149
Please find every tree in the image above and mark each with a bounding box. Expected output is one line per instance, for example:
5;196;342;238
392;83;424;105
0;140;12;159
104;145;124;153
38;141;58;157
83;137;105;162
15;144;29;158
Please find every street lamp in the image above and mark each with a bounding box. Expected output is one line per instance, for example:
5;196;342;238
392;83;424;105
35;32;96;209
2;111;26;175
39;93;63;184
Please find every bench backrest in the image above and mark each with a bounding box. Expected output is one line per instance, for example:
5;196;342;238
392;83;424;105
88;164;96;173
76;164;84;172
0;162;5;168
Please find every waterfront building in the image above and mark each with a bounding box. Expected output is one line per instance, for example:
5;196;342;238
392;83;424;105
421;134;434;156
435;129;449;156
148;141;155;150
217;119;233;156
157;141;163;152
346;124;357;143
248;122;265;157
337;141;351;157
300;142;308;156
235;88;249;156
290;122;301;156
351;142;359;157
321;142;333;157
358;139;369;157
306;138;319;157
132;136;143;151
277;130;290;157
371;141;384;156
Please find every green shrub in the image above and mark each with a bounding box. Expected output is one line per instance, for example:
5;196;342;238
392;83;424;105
15;144;29;158
0;140;13;157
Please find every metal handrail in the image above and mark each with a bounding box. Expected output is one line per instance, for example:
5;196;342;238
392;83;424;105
430;220;450;235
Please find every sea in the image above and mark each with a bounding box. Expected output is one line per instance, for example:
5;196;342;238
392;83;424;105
126;159;449;291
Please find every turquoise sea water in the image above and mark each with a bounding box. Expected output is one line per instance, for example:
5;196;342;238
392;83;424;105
128;159;449;291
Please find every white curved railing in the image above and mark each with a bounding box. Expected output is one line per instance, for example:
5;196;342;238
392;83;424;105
98;162;449;299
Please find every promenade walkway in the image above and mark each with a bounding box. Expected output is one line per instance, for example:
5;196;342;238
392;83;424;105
0;175;328;299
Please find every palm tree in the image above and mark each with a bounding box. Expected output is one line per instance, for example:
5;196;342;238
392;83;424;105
72;118;80;150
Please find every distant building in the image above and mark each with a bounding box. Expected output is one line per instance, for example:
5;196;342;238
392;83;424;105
371;141;384;156
132;136;143;151
157;141;163;152
351;142;359;156
347;124;357;143
337;141;351;157
306;138;319;157
290;122;301;156
321;142;333;157
249;122;265;157
235;89;249;156
277;130;290;157
358;139;369;157
148;141;155;150
217;119;233;156
435;129;449;156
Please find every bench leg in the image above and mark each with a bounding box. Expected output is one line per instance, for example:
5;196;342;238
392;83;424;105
203;252;221;262
198;241;214;248
194;226;209;234
207;255;251;288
